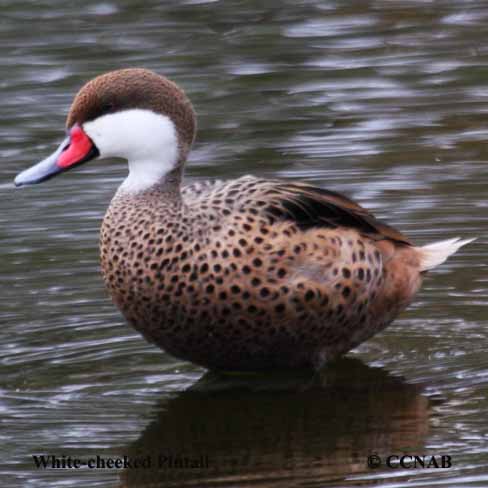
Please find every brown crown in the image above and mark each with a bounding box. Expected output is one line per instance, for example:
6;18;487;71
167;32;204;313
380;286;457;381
67;68;196;160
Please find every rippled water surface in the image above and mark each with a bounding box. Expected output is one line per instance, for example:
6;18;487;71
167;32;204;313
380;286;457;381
2;1;488;487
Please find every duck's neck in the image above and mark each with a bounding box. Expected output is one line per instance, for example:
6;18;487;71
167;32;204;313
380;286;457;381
116;163;183;201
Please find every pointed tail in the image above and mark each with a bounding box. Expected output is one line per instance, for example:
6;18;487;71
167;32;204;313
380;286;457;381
417;237;476;272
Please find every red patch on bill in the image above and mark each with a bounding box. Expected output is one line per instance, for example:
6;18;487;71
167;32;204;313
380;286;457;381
57;125;94;168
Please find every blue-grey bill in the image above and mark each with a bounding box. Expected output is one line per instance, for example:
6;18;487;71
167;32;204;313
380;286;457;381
14;137;70;187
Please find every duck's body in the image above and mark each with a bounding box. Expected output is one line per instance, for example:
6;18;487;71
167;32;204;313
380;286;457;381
103;175;435;370
15;68;473;371
102;177;418;370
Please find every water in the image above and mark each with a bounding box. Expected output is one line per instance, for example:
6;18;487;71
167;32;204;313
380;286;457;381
1;1;487;486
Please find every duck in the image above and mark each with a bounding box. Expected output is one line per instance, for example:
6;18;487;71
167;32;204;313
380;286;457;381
15;68;474;371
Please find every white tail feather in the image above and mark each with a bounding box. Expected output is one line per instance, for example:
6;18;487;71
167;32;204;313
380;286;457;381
418;237;476;272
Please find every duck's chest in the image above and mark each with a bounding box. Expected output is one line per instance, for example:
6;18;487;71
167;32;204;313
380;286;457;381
99;196;199;312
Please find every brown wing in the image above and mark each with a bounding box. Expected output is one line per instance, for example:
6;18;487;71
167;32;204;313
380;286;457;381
261;181;411;245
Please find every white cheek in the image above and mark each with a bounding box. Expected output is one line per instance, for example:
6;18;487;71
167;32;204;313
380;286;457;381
83;109;179;193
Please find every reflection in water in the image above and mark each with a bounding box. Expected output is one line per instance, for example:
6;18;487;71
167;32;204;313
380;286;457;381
120;359;430;488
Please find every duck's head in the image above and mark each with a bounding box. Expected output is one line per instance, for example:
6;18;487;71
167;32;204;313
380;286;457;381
15;68;196;193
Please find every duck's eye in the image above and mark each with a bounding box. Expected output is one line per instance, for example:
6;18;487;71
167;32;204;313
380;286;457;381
102;102;114;112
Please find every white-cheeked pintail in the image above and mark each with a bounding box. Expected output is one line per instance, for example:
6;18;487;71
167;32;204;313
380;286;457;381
15;68;474;371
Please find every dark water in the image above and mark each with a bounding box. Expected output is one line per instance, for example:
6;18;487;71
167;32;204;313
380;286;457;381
1;1;487;487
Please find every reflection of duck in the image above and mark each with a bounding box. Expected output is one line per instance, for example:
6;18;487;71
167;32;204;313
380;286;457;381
119;359;430;487
15;68;473;371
